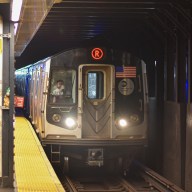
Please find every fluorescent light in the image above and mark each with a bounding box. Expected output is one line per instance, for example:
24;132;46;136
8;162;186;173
11;0;23;22
14;23;18;35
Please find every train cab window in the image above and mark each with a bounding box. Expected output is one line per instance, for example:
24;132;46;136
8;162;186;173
87;71;104;99
49;69;76;104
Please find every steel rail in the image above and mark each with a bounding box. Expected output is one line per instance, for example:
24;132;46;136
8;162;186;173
135;162;185;192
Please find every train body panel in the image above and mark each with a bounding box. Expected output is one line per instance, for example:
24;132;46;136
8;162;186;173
15;47;148;169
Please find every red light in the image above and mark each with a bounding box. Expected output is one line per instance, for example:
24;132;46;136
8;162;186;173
91;48;104;60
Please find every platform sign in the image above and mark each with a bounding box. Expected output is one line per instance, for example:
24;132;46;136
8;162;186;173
14;96;24;108
0;15;3;177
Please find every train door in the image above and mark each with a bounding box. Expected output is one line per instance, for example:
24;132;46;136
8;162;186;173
30;68;35;123
29;67;34;119
36;66;43;133
30;66;39;125
78;64;115;139
33;67;39;126
36;66;48;138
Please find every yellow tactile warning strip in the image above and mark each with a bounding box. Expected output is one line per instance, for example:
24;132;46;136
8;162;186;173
14;117;65;192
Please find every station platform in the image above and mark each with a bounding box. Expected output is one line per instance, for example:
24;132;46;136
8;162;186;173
14;117;65;191
0;188;13;192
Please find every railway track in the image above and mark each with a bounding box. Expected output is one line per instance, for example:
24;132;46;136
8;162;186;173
61;162;185;192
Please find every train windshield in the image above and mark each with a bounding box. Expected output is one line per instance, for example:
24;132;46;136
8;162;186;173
49;69;76;105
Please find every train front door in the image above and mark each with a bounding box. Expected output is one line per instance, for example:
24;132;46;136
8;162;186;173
78;64;115;139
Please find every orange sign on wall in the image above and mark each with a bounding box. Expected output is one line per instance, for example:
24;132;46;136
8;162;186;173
14;96;24;108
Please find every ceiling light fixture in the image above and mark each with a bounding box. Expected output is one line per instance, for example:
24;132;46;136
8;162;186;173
11;0;23;34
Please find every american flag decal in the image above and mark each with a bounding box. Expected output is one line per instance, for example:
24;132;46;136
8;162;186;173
116;66;136;78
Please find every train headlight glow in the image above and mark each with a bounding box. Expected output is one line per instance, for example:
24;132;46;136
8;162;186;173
119;119;128;127
65;117;76;129
119;118;128;127
52;114;61;123
116;118;129;128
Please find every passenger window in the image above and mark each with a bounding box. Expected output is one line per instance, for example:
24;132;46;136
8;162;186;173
87;71;104;99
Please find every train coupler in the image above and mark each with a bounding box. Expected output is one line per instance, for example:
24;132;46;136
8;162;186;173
87;148;103;167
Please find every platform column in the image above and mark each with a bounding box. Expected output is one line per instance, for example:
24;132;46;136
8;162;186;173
0;4;14;187
0;15;3;179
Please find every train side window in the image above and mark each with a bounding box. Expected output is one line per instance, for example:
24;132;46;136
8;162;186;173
87;71;104;99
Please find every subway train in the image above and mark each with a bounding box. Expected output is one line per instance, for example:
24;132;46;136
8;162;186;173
15;47;148;173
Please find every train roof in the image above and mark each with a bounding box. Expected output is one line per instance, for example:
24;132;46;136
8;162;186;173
16;56;51;71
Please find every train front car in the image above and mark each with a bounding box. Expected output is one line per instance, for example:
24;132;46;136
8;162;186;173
44;47;148;171
16;47;148;173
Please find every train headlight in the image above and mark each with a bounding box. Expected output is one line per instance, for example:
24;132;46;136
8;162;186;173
65;117;77;129
116;118;129;128
119;119;128;127
52;114;61;123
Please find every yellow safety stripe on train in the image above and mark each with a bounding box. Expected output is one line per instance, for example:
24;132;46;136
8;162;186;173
14;117;65;192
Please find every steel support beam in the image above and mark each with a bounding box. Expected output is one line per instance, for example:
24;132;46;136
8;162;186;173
0;3;14;187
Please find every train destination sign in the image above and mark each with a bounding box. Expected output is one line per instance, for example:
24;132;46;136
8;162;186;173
91;48;104;60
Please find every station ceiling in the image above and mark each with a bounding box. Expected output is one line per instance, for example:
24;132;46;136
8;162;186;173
1;0;192;68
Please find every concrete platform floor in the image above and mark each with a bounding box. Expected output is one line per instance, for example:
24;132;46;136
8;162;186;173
0;188;14;191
